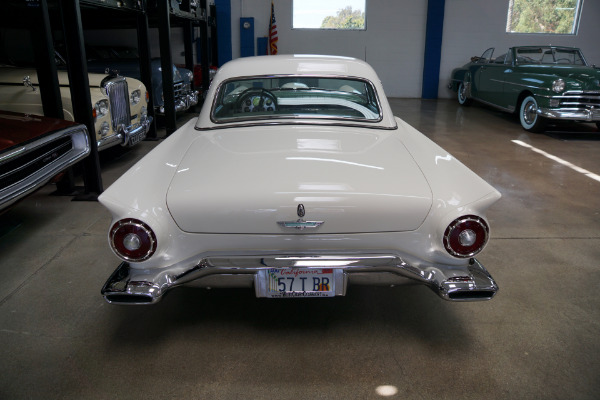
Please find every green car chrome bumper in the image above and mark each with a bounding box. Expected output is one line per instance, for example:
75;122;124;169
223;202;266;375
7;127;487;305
537;107;600;121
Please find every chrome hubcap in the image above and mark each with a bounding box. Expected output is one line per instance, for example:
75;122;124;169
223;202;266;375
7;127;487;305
523;101;537;125
459;84;466;102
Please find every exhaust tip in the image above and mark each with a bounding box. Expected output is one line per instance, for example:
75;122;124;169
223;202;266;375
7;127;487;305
448;290;495;300
105;294;154;304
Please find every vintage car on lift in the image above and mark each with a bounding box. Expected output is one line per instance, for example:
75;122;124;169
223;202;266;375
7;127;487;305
100;55;501;305
0;110;90;211
0;64;153;151
449;46;600;132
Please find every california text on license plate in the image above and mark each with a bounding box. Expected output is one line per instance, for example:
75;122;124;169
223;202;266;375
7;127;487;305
265;268;335;298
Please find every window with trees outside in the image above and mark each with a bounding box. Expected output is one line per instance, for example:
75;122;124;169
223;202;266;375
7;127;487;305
293;0;366;30
506;0;583;34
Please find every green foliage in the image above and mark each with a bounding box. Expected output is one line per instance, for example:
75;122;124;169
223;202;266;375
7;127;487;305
507;0;579;34
321;6;365;30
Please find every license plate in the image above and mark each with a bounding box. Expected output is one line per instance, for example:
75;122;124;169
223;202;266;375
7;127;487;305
264;268;335;298
127;130;145;146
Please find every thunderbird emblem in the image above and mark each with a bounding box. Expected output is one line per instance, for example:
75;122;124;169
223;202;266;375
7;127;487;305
278;204;324;230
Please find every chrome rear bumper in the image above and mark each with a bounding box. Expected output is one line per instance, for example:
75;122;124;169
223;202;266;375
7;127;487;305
101;255;498;305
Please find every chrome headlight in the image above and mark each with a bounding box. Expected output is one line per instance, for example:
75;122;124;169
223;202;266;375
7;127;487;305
99;121;110;136
552;79;566;93
131;89;141;105
187;71;193;81
95;99;109;119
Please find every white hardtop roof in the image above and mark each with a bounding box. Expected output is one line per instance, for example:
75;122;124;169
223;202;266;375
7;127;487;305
216;54;381;79
195;54;397;130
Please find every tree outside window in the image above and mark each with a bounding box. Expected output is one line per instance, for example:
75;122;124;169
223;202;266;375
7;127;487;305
293;0;366;30
506;0;583;34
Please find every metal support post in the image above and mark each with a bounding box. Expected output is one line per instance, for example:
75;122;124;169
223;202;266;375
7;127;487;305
157;0;177;135
59;0;103;198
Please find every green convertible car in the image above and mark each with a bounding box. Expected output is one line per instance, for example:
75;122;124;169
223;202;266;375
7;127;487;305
449;46;600;132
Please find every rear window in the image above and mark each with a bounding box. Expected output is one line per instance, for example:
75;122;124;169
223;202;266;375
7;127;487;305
211;76;382;123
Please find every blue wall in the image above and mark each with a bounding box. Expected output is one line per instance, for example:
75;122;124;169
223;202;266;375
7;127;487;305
215;0;232;66
421;0;445;99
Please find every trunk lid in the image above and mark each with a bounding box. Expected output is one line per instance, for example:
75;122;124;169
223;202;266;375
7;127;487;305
166;126;432;234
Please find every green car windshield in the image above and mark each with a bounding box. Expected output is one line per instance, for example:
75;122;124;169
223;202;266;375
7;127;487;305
515;47;586;65
211;76;382;123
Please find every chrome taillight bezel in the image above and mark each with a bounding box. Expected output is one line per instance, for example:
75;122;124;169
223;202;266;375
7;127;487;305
110;218;157;262
443;215;490;258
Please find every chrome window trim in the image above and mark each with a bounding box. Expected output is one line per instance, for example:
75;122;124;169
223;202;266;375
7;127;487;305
195;120;398;132
209;74;384;125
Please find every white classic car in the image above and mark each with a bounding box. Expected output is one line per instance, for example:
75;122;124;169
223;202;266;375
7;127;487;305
100;55;501;305
0;66;152;150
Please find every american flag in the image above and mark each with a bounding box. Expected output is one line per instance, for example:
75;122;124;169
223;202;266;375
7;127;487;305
269;1;278;55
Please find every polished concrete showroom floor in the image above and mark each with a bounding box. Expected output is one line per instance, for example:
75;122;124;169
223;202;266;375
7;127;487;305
1;100;599;399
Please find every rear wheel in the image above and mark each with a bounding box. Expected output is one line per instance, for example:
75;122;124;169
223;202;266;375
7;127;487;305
457;82;472;106
519;95;546;133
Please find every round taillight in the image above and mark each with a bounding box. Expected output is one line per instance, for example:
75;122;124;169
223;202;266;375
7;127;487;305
443;215;489;258
110;219;157;262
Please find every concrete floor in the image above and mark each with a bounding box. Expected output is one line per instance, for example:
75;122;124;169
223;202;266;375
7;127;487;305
1;99;599;399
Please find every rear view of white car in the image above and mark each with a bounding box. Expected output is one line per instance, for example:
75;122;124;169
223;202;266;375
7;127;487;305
99;55;500;305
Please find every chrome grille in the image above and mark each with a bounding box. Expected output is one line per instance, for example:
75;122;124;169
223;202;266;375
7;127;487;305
174;82;184;98
105;77;131;131
558;91;600;108
0;136;72;191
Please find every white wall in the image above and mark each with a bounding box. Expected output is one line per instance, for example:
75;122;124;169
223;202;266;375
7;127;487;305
439;0;600;98
85;0;600;99
230;0;428;98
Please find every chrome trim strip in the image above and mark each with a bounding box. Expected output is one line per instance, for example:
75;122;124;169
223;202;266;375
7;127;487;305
562;90;600;95
0;125;90;210
0;147;27;163
493;80;551;92
195;120;398;132
101;254;499;304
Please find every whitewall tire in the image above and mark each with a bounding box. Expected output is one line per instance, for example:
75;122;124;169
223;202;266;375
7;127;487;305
519;95;546;133
457;82;471;106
